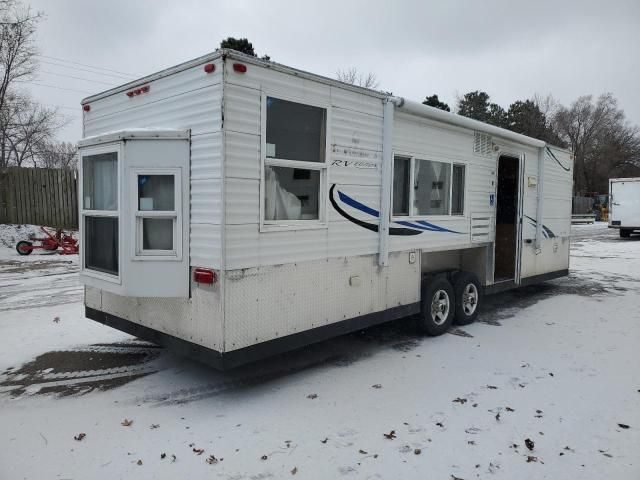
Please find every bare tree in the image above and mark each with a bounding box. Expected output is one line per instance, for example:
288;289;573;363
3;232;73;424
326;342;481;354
35;140;77;169
336;67;379;89
553;93;640;193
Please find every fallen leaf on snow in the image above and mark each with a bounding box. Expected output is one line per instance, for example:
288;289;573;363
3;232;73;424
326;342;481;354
549;372;554;377
136;460;143;466
291;466;298;475
505;407;515;412
359;449;368;454
193;448;204;455
306;393;318;399
321;437;328;444
451;475;465;480
617;423;630;429
53;317;60;323
472;403;478;408
525;438;535;451
383;430;396;440
171;455;176;463
414;448;421;455
261;455;268;461
436;422;444;428
452;397;467;404
150;424;159;429
536;409;543;414
467;441;476;445
486;385;498;390
121;419;133;427
160;453;166;459
371;384;382;389
526;456;538;463
495;412;501;421
73;433;86;441
206;454;218;464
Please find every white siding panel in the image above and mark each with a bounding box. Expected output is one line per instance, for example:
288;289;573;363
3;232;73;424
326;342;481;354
226;178;260;224
225;131;260;180
190;223;222;268
225;224;329;269
191;178;221;225
331;107;383;152
224;84;261;135
227;65;330;104
84;61;221;121
84;82;221;137
329;147;381;186
330;86;383;117
191;132;222;180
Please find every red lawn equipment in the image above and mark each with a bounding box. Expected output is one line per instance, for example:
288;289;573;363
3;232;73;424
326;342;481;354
15;226;79;256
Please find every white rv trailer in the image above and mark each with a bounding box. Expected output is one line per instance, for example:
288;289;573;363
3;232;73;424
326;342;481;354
78;50;573;369
609;178;640;237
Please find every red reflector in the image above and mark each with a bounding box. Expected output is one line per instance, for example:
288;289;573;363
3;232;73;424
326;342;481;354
126;91;134;97
134;88;142;95
82;104;90;112
193;268;216;284
141;85;150;93
203;63;215;73
233;63;247;73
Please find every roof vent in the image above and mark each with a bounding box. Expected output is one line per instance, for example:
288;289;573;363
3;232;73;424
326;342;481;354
474;132;493;157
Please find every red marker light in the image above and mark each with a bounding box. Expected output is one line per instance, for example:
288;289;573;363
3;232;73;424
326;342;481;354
193;268;216;284
203;63;215;73
126;91;134;97
83;104;90;112
141;85;150;93
233;63;247;73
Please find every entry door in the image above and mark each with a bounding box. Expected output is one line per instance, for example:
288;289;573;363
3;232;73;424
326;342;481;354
494;155;523;283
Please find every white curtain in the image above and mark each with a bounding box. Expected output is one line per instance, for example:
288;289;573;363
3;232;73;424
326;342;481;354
85;153;117;211
264;166;302;220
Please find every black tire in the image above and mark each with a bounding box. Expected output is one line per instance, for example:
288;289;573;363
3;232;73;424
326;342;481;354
452;271;482;326
620;229;631;238
418;275;455;336
16;241;33;255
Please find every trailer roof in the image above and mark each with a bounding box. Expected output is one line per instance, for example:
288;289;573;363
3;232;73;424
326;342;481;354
81;49;571;153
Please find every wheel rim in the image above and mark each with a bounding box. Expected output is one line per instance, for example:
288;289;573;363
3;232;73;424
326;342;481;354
430;289;450;325
18;243;29;254
462;283;478;316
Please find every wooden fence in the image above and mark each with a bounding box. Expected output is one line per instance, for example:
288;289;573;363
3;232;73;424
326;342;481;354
0;167;78;229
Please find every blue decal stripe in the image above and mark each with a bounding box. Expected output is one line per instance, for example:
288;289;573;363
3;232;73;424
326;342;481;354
337;189;464;234
337;191;379;218
416;220;462;234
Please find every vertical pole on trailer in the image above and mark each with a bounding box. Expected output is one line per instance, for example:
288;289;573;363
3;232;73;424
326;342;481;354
535;146;546;252
379;98;394;267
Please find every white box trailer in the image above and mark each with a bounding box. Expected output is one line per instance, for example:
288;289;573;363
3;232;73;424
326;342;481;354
78;50;573;369
609;177;640;237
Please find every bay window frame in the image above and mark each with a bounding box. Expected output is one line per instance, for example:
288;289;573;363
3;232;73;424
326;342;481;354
259;92;330;232
79;143;122;284
130;167;182;261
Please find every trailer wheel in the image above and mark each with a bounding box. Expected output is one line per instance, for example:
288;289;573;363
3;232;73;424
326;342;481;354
419;275;455;336
620;229;631;238
452;271;482;326
16;241;33;255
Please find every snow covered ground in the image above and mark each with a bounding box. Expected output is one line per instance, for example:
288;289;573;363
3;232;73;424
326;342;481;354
0;222;638;479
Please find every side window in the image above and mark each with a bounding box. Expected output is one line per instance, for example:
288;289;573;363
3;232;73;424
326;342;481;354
414;159;450;215
263;97;327;224
134;170;181;257
392;156;410;216
82;152;119;277
451;164;465;215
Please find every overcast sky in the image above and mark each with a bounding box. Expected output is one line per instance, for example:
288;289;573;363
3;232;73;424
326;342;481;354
25;0;640;143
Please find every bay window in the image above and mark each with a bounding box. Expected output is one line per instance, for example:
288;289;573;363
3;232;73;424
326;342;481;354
262;96;327;226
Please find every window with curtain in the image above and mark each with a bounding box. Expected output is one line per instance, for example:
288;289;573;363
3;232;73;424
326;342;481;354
263;96;327;224
82;152;119;276
135;172;179;255
414;159;450;215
